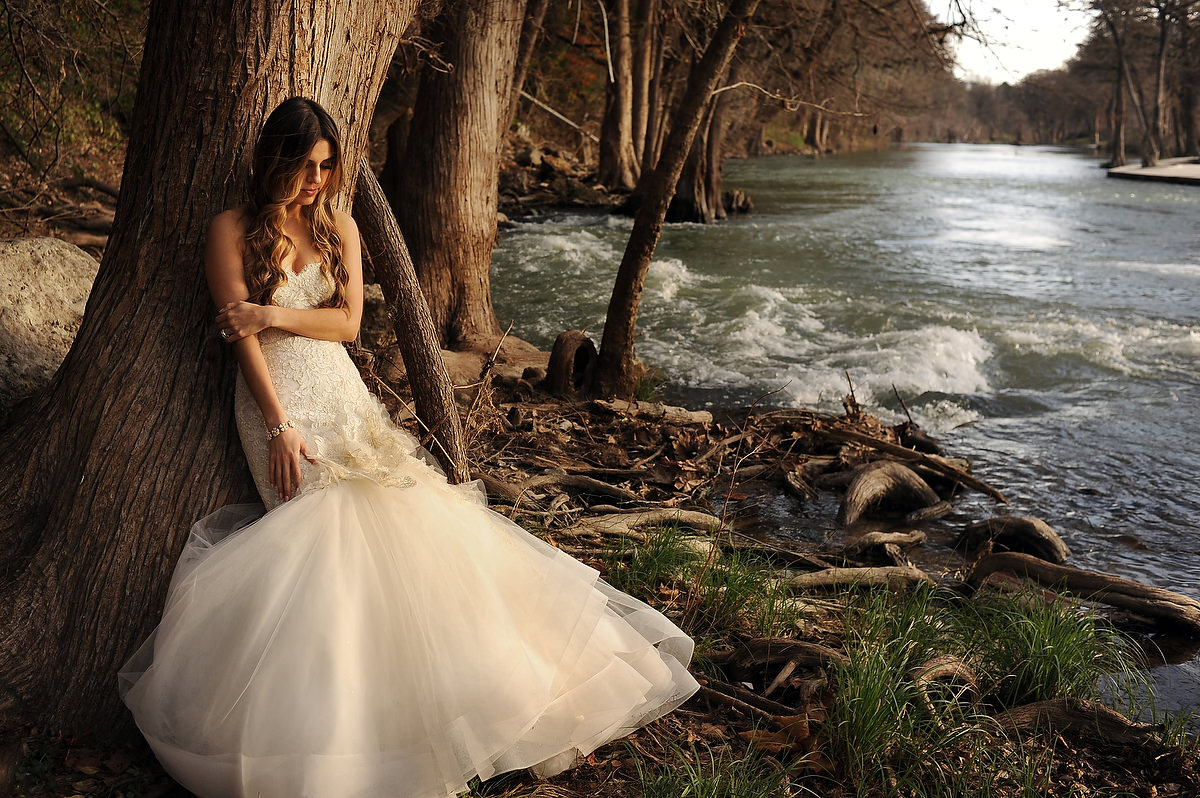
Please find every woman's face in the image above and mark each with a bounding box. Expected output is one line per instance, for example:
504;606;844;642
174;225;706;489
292;139;334;207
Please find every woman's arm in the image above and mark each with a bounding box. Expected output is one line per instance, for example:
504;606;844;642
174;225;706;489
206;210;312;503
215;212;364;343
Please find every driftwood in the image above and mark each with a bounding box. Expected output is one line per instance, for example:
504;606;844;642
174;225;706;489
957;516;1071;564
783;470;819;502
968;552;1200;635
727;530;837;572
997;698;1160;745
906;654;980;702
592;398;714;425
702;677;805;717
57;175;121;198
475;470;643;504
573;508;727;539
905;500;952;522
842;529;927;560
814;426;1008;504
58;232;108;248
706;637;849;670
786;565;935;591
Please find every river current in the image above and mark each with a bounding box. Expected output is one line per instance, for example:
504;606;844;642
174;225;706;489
491;143;1199;713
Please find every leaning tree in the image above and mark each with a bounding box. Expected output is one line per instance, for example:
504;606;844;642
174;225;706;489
0;0;427;735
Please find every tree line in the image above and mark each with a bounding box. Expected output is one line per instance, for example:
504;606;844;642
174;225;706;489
939;1;1200;167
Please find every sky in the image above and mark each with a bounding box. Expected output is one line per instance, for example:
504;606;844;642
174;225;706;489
937;1;1097;84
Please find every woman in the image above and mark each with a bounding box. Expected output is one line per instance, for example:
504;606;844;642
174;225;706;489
119;97;698;798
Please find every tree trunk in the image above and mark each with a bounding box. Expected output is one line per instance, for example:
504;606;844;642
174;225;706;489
704;83;731;221
1145;2;1172;166
0;0;413;735
598;0;639;191
1101;7;1154;164
667;83;732;225
631;0;658;168
594;0;761;398
352;165;469;484
1110;66;1127;167
1179;7;1199;157
507;0;550;127
668;102;715;223
396;0;524;350
640;11;670;177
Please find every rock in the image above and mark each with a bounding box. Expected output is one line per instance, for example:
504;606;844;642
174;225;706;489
0;237;99;412
514;145;544;167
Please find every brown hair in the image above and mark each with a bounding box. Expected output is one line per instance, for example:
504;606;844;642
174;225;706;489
243;97;348;309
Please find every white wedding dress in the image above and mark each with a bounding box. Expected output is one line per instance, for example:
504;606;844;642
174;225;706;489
119;263;699;798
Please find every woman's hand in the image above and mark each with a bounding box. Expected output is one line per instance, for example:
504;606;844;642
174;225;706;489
269;426;316;502
217;301;275;343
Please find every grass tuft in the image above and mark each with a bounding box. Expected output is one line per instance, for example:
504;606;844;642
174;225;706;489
632;743;803;798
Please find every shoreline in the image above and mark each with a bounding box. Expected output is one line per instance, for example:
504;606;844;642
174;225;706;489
1108;156;1200;186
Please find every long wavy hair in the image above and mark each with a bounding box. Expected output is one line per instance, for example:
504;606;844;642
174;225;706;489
243;97;348;309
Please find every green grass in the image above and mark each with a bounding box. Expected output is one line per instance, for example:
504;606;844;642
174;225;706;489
632;743;803;798
604;524;805;639
603;522;701;598
606;533;1196;795
952;589;1146;711
633;367;666;402
817;585;1154;797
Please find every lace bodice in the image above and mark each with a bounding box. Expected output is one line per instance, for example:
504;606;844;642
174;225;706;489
234;263;428;510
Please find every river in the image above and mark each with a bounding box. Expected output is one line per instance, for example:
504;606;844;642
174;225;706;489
490;143;1199;715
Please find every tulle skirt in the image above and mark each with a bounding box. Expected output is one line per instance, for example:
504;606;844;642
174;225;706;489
119;472;698;798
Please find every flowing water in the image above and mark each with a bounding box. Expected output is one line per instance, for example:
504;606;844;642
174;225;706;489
490;143;1200;714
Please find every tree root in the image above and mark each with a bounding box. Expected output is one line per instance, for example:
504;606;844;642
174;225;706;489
997;698;1160;745
813;425;1008;503
968;552;1200;635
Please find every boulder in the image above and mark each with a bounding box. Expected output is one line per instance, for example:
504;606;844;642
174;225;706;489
0;237;98;412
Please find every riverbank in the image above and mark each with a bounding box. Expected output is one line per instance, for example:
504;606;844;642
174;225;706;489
8;372;1198;797
1108;155;1200;185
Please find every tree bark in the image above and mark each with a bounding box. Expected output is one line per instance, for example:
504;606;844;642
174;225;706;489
598;0;640;191
396;0;524;349
0;0;414;735
631;0;658;168
507;0;551;127
352;164;469;484
668;77;733;224
594;0;761;398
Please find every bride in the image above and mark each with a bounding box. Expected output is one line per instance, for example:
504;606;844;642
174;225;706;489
119;97;699;798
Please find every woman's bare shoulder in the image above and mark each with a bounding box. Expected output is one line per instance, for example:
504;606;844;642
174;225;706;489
210;206;249;238
332;208;359;237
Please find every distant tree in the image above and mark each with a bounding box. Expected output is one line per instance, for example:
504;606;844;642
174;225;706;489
595;0;761;397
598;0;640;191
